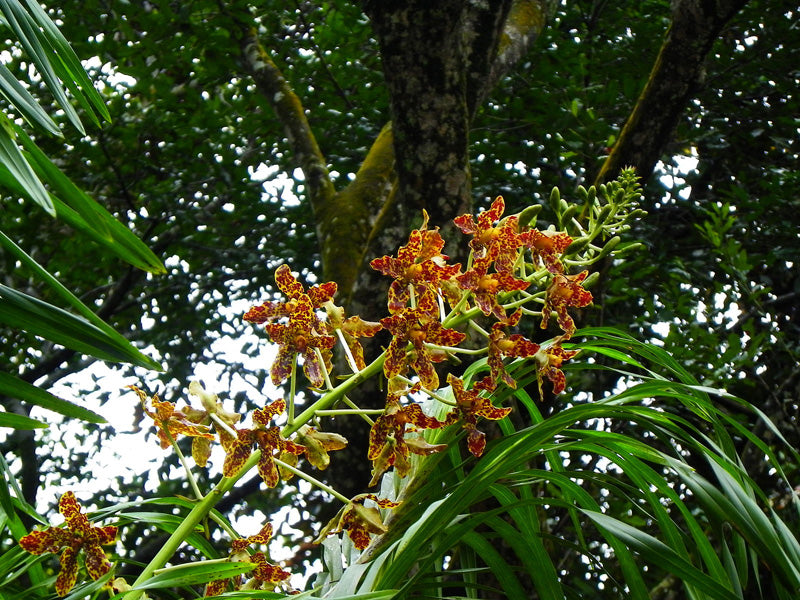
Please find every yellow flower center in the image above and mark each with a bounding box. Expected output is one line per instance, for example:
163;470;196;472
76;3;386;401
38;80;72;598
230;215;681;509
477;226;500;246
409;324;426;345
294;334;308;352
406;263;424;280
497;338;516;354
531;233;555;252
477;274;499;293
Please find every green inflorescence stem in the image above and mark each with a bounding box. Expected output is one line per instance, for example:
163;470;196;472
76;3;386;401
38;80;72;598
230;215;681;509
123;352;387;598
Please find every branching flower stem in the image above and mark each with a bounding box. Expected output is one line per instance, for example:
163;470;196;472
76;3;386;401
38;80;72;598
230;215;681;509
209;413;239;439
163;429;203;501
335;328;361;374
315;346;335;391
394;375;456;407
122;451;260;600
123;354;387;599
272;457;350;504
425;342;486;355
468;320;490;339
315;409;385;416
284;353;386;438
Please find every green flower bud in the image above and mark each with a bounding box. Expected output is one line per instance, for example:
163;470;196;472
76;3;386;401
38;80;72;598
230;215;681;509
582;270;601;289
564;236;590;256
549;186;561;213
518;203;543;229
596;235;621;259
594;204;613;227
560;204;578;227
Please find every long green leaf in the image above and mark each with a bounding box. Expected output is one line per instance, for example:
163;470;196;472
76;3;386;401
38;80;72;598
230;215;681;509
0;62;60;134
0;165;164;274
0;411;46;429
133;562;254;590
0;229;112;329
0;0;88;132
680;461;800;591
51;194;166;274
0;372;105;423
206;591;398;600
19;0;110;122
582;511;741;600
0;284;161;369
460;530;527;598
489;486;563;600
0;114;53;213
18;127;111;240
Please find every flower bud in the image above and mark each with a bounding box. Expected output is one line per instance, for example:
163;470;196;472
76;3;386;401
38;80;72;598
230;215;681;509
581;271;600;289
563;236;590;256
594;204;613;226
596;235;621;259
560;204;578;227
548;186;561;214
614;242;646;255
517;204;543;229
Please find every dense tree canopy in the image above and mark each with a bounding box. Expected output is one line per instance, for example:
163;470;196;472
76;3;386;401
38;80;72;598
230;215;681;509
1;1;799;598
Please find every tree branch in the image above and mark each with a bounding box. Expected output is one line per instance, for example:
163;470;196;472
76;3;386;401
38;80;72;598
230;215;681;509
595;0;751;184
234;21;336;237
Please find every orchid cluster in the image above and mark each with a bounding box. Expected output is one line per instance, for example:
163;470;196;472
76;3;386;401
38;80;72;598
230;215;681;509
19;171;643;597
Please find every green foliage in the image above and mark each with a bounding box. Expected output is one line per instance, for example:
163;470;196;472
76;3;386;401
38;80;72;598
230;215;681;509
0;0;164;427
308;327;800;599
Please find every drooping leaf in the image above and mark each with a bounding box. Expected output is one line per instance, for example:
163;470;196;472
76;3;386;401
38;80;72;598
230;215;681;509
0;284;162;370
0;62;61;135
0;372;105;424
17;127;111;241
583;510;741;600
0;114;52;214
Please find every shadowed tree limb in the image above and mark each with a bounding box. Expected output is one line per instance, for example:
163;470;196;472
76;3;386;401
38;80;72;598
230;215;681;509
595;0;751;184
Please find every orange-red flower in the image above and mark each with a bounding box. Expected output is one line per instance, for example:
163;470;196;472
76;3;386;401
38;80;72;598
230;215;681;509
263;297;336;387
527;229;573;273
244;265;337;388
243;264;336;326
318;493;401;550
534;343;580;397
368;393;449;485
370;211;460;313
454;196;527;272
249;552;292;589
19;492;117;597
483;309;540;389
219;400;305;487
129;386;215;463
380;302;466;390
456;251;529;320
540;271;593;338
205;523;291;595
446;375;512;457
